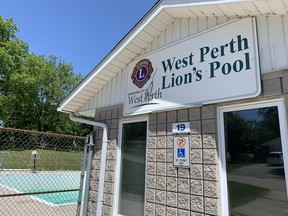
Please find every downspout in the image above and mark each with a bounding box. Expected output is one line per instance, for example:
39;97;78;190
70;114;108;216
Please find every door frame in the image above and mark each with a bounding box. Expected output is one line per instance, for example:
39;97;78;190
217;99;288;215
113;116;149;216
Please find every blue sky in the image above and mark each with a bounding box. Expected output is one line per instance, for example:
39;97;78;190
1;0;158;77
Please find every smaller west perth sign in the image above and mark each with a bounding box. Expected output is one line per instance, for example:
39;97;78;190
124;18;261;116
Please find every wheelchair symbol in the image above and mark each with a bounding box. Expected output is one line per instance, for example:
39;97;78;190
178;149;185;158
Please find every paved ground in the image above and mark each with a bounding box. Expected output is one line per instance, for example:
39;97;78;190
228;163;288;216
0;186;80;216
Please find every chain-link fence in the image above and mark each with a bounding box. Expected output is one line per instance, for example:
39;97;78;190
0;127;87;216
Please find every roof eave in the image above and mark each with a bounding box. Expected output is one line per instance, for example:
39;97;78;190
57;0;164;113
58;0;288;115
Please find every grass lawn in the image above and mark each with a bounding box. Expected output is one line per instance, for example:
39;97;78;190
228;181;269;208
1;149;84;171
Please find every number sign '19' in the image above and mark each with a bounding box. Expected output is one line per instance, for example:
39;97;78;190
172;122;190;134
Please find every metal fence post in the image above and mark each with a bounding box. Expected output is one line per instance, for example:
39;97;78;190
76;136;88;216
82;132;95;216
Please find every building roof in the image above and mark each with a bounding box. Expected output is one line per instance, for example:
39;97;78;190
57;0;288;116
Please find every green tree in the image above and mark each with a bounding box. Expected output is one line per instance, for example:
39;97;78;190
0;16;90;136
257;107;280;143
0;16;28;117
225;112;254;162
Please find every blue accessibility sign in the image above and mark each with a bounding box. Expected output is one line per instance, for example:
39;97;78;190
174;136;190;168
177;148;185;158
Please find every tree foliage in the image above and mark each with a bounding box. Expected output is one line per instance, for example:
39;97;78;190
0;16;90;136
225;107;280;163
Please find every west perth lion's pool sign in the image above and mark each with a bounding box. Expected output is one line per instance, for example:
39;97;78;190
124;18;261;116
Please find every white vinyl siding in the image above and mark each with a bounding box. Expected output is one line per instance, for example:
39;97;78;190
81;14;288;113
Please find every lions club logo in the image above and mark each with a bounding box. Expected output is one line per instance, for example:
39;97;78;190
131;59;153;88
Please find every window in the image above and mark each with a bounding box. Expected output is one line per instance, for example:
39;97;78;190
115;119;147;216
219;101;288;216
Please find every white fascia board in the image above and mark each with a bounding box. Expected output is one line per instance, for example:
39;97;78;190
57;3;164;113
163;0;267;8
57;0;265;113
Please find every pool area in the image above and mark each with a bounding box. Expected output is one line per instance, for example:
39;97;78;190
0;172;84;206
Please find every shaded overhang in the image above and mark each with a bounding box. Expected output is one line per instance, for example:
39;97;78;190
57;0;288;117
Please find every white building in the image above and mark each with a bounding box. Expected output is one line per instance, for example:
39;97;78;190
58;0;288;215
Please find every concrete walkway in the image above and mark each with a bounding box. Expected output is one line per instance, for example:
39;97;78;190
228;163;288;216
0;186;79;216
